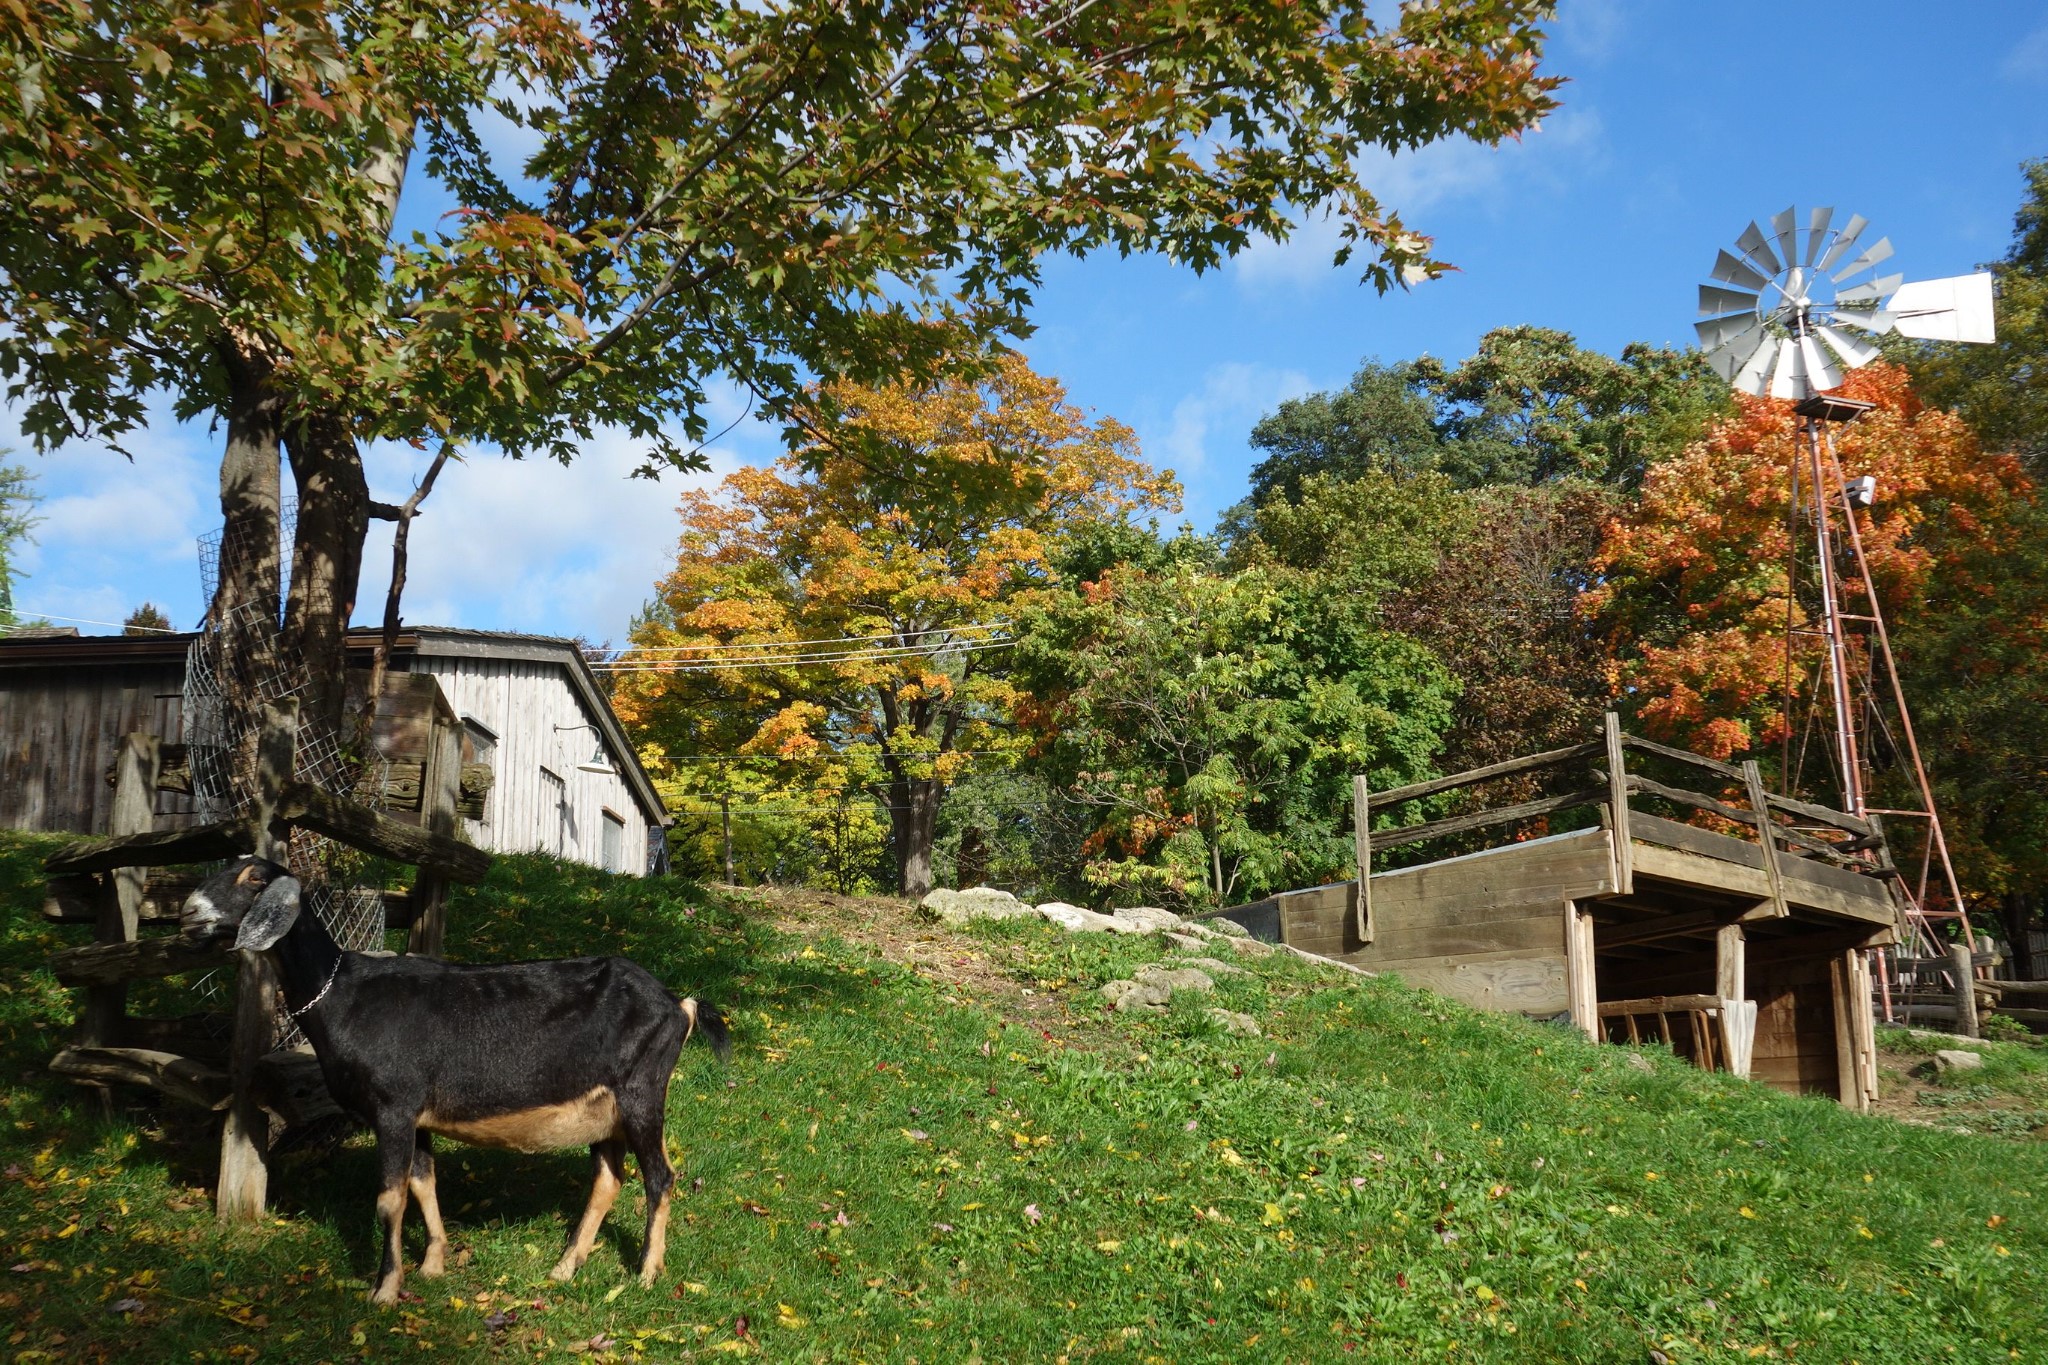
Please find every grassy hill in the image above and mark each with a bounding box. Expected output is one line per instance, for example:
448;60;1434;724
2;831;2044;1362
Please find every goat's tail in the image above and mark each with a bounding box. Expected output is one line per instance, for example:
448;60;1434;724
679;997;732;1064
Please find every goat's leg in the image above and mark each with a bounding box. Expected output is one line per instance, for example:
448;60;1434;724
550;1139;624;1283
629;1127;676;1288
409;1132;449;1277
370;1121;417;1306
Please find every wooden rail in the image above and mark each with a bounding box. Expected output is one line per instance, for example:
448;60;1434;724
1352;713;1882;928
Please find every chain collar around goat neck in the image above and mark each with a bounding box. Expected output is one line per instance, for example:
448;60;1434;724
283;957;343;1021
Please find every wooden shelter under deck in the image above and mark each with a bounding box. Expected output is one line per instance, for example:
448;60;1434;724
1208;715;1903;1109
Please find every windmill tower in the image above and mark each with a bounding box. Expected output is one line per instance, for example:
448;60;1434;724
1693;207;1996;971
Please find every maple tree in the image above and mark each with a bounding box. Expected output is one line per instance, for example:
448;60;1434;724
0;0;1561;755
613;355;1177;897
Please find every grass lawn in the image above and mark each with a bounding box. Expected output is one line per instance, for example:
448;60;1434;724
2;829;2044;1362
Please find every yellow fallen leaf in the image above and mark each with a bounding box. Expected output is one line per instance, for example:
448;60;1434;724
1261;1203;1285;1226
961;1202;983;1211
605;1283;626;1302
681;1281;708;1295
1096;1240;1122;1253
776;1302;806;1327
1739;1206;1756;1219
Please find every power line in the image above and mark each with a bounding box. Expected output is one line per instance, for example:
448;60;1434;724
6;609;181;635
613;622;1008;656
593;638;1014;673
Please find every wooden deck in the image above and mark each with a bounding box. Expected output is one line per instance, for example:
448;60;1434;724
1207;717;1900;1108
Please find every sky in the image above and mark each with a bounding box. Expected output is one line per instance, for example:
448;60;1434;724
9;1;2048;645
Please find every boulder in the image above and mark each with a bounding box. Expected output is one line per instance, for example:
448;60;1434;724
1161;931;1209;953
1207;1009;1262;1038
1111;906;1182;934
1100;979;1171;1012
1221;936;1275;959
1200;916;1253;939
920;887;1035;927
1166;955;1251;978
1625;1053;1656;1075
1934;1048;1985;1074
1037;901;1122;933
1134;964;1215;994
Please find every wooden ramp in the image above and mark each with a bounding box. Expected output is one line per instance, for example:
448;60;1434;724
1209;715;1901;1110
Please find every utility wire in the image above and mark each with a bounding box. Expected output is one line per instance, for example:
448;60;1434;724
594;639;1014;673
8;609;182;635
618;621;1010;655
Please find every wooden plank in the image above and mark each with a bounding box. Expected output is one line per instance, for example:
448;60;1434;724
1565;901;1597;1040
1716;923;1745;1002
1370;949;1569;1016
1598;994;1722;1016
83;733;161;1061
1370;829;1616;914
1359;910;1565;963
1627;821;1896;924
1764;790;1872;837
1620;731;1746;782
1352;775;1372;943
1604;713;1633;896
1742;760;1791;920
49;1046;230;1110
1367;742;1603;810
43;820;257;876
407;715;462;957
1829;955;1858;1107
50;934;234;987
277;782;491;882
1373;787;1608;853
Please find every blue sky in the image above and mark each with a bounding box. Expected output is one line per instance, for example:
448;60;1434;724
10;0;2048;644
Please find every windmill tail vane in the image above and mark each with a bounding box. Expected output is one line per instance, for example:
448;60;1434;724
1696;205;1995;400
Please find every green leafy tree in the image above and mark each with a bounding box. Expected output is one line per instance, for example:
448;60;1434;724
1904;158;2048;474
1228;360;1443;519
1414;326;1730;489
0;0;1562;748
123;603;174;635
0;463;37;630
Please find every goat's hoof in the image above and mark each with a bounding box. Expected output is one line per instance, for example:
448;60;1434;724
419;1250;447;1278
638;1264;663;1289
547;1260;580;1283
369;1281;401;1307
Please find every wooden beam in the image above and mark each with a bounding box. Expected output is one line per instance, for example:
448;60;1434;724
1620;732;1745;782
49;1047;231;1111
1742;760;1791;920
407;715;463;957
51;934;233;988
43;821;257;876
1368;742;1603;810
1764;790;1873;837
277;782;491;883
1371;787;1608;852
1598;993;1722;1016
1596;909;1727;950
1604;712;1633;896
1715;922;1745;1002
83;734;162;1059
1565;901;1598;1041
1352;775;1373;944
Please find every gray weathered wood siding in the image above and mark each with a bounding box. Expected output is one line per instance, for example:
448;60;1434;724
406;654;649;874
0;659;195;834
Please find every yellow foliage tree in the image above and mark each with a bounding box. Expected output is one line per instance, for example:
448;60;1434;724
614;356;1179;896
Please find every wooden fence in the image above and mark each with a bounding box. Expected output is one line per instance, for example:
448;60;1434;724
41;697;490;1220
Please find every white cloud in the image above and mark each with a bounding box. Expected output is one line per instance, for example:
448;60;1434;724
355;385;777;644
1141;362;1317;526
1555;0;1628;65
1234;109;1607;293
2005;19;2048;81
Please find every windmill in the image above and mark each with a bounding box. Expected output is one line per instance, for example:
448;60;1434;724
1692;207;1997;980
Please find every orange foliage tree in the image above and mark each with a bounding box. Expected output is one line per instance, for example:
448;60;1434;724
1592;364;2028;767
613;356;1179;897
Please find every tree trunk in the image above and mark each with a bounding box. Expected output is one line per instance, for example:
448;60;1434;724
890;775;942;899
2004;891;2038;981
213;345;283;631
956;826;987;889
283;410;371;745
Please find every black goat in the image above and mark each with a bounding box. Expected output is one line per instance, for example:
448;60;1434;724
183;856;728;1305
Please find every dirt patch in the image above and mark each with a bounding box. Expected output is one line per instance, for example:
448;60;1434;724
710;885;1117;1047
1868;1046;2048;1140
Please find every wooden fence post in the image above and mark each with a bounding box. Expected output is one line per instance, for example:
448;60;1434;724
1564;900;1598;1041
407;714;462;958
1951;940;1981;1039
1352;775;1372;943
1603;713;1633;896
1715;922;1754;1078
217;701;296;1223
1740;760;1790;920
82;735;161;1051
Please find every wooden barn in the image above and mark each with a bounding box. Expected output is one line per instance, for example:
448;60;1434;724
1207;715;1904;1110
0;626;667;875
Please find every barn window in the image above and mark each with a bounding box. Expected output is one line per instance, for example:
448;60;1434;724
540;766;568;856
602;809;626;874
461;715;497;826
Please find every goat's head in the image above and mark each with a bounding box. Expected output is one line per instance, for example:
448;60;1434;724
182;856;303;951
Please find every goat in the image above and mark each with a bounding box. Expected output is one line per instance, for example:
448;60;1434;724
183;856;729;1305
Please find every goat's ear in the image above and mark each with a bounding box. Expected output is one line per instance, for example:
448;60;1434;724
234;875;302;952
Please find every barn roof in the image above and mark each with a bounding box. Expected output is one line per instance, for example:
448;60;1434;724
0;624;668;830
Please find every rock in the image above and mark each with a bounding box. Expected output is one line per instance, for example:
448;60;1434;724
1908;1029;1985;1050
1219;935;1275;959
919;887;1035;927
1207;1009;1262;1037
1111;906;1182;933
1934;1048;1985;1073
1133;965;1215;994
1100;979;1170;1012
1625;1053;1656;1075
1201;916;1252;939
1161;931;1209;953
1158;955;1250;978
1037;902;1121;933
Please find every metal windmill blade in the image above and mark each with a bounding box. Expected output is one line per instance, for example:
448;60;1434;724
1694;206;1999;400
